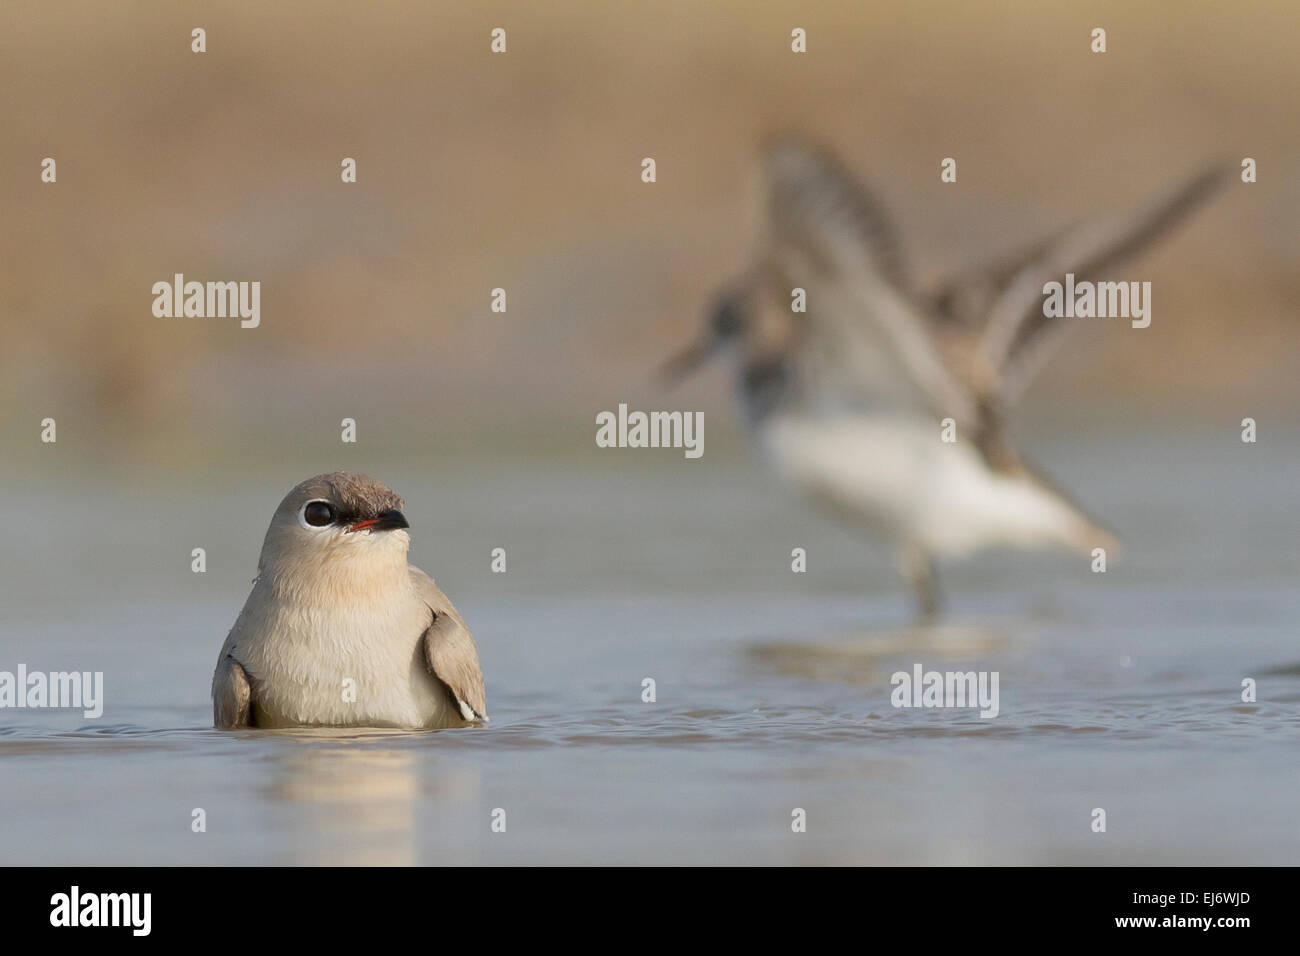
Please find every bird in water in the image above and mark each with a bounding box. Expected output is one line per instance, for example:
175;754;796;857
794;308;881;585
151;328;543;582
664;140;1226;620
212;472;486;729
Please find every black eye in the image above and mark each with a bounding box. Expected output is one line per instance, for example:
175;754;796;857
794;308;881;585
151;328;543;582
303;501;335;527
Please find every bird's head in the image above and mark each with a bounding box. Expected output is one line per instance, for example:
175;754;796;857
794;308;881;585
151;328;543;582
659;289;751;385
257;472;412;594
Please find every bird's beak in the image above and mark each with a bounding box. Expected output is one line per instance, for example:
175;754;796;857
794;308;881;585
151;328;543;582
348;509;410;533
659;335;719;387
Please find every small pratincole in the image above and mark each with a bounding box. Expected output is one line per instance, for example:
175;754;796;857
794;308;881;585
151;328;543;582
665;140;1225;619
212;472;486;729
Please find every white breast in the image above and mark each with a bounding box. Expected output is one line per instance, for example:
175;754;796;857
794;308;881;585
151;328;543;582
758;412;1089;558
230;582;457;729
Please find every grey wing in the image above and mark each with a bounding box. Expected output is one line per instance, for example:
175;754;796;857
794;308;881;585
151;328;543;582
763;137;910;291
212;651;254;729
760;138;984;431
410;568;487;722
959;164;1230;403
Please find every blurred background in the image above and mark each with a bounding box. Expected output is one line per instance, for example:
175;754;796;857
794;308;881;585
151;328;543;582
1;1;1297;865
1;0;1296;466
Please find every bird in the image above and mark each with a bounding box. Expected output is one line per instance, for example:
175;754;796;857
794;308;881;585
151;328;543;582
664;140;1227;620
212;472;486;730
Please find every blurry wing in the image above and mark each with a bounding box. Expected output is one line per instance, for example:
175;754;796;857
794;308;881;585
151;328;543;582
761;138;983;431
763;138;910;291
970;165;1230;402
411;568;487;722
212;653;254;729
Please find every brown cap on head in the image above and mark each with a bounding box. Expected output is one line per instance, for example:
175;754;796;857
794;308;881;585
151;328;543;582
254;472;412;581
261;472;409;545
282;472;404;523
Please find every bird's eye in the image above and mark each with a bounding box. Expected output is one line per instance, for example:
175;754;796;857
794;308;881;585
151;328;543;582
303;501;335;527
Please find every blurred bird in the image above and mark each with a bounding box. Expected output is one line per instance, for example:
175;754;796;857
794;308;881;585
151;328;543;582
213;472;486;729
665;140;1227;619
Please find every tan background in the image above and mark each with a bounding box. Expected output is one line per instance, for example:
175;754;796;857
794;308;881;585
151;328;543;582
2;0;1296;461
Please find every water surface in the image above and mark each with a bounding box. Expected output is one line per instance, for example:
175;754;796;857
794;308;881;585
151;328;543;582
2;419;1297;864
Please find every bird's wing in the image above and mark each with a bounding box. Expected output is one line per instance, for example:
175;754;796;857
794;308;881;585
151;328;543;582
763;138;911;291
760;139;988;446
942;165;1230;404
411;568;487;722
212;652;254;729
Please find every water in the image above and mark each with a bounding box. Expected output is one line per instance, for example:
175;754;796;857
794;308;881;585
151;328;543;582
1;418;1297;864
